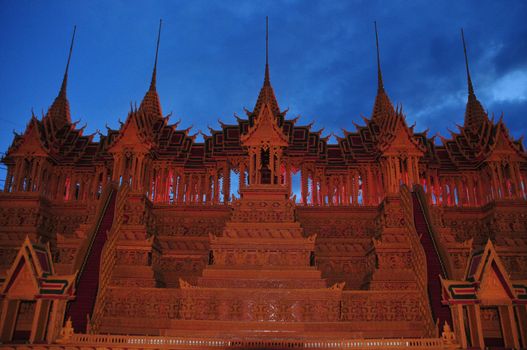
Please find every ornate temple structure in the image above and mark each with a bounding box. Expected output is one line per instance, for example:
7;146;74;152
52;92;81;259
0;21;526;350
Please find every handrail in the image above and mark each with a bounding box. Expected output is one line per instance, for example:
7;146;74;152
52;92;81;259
399;184;436;337
412;185;453;279
90;182;130;333
71;182;117;284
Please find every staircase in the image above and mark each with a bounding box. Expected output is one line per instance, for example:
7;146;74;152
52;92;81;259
66;190;117;333
411;192;452;329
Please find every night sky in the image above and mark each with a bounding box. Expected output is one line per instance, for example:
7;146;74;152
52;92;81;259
1;1;526;185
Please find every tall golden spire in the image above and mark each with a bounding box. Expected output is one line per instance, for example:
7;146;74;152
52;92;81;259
150;19;162;91
460;28;488;132
461;28;475;96
374;21;384;92
264;16;270;86
370;21;394;123
58;25;76;97
140;19;163;119
253;16;280;117
46;25;76;130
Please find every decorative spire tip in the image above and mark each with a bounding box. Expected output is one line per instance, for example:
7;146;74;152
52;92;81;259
59;25;76;97
374;21;384;91
264;16;270;86
461;28;474;96
150;19;163;91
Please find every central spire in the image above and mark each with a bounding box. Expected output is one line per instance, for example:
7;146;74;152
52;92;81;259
460;28;488;133
150;19;162;91
461;28;475;96
59;25;76;98
139;19;163;119
264;16;270;86
374;21;384;92
252;16;280;118
370;21;394;123
45;25;76;130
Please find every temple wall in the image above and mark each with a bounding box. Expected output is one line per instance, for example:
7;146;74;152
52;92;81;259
98;286;428;338
0;193;93;276
430;201;527;279
150;205;379;289
297;206;379;289
152;206;231;287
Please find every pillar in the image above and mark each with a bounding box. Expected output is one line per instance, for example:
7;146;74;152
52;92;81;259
30;299;52;344
213;170;219;204
0;299;20;342
312;176;319;205
240;162;246;191
450;304;468;349
515;305;527;348
223;165;230;203
301;168;308;205
466;304;484;349
498;305;520;349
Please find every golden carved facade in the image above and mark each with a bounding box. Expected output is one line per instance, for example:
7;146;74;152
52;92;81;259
0;24;526;349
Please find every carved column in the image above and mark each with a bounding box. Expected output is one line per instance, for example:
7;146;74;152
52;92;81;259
4;166;13;192
256;149;261;184
239;162;246;190
312;175;319;205
301;167;308;205
223;165;230;203
213;170;219;204
285;161;291;192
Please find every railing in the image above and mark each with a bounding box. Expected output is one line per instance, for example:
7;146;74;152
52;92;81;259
90;182;129;333
413;185;454;279
399;185;436;337
71;182;116;285
61;333;451;349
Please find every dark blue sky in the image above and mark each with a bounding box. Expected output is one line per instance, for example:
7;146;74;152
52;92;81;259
1;1;526;183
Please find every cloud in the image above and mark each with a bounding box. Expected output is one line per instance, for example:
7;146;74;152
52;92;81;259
487;69;527;103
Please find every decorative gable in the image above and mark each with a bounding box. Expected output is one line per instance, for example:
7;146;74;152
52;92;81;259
108;113;152;154
382;122;425;156
241;102;288;148
485;123;526;162
442;240;522;305
8;118;49;158
0;236;76;300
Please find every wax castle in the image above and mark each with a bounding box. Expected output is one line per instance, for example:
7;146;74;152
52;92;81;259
0;20;526;349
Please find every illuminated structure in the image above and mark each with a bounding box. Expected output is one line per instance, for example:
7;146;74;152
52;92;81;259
0;21;526;349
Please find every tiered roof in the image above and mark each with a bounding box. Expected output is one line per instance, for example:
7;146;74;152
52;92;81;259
3;24;526;173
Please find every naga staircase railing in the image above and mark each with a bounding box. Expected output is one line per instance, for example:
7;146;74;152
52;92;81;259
412;184;454;279
400;184;437;337
90;182;130;333
71;182;117;288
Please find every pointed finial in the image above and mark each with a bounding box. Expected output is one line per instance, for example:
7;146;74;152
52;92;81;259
374;21;384;91
461;28;474;96
59;25;76;97
264;16;270;86
150;19;163;91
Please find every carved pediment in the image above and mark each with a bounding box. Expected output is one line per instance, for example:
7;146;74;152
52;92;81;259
380;122;424;156
9;118;49;158
7;261;39;299
241;103;288;148
478;264;511;305
108;113;152;153
0;236;76;300
485;125;526;162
